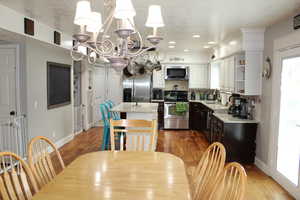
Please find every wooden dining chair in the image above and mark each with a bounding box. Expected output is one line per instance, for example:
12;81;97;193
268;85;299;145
191;142;226;200
206;162;247;200
28;136;65;189
0;152;39;200
110;119;158;151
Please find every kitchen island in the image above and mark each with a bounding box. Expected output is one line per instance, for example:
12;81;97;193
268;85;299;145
110;102;158;120
110;102;159;151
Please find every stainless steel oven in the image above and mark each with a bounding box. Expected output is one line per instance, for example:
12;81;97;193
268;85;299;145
165;66;189;80
164;102;189;129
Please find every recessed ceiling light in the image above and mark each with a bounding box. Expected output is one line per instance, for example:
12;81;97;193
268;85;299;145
184;49;189;52
203;45;210;49
169;41;176;44
208;41;216;45
103;35;110;38
229;40;237;45
193;34;201;38
168;45;175;49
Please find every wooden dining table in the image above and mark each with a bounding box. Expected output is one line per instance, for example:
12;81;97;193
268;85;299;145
32;151;191;200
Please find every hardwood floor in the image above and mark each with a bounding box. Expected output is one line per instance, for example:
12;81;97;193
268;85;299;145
57;127;295;200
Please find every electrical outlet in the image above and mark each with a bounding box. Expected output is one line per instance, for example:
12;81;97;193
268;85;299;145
52;131;56;138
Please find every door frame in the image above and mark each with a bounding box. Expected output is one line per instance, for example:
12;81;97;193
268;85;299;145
0;44;21;117
268;30;300;198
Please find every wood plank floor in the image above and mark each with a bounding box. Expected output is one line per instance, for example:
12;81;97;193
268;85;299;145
57;127;295;200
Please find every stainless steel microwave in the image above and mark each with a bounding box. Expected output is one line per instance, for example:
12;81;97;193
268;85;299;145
165;66;189;80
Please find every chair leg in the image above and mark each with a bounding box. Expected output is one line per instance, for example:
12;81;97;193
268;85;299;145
101;126;111;150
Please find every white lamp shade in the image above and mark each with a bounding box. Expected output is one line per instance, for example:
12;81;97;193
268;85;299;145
86;12;103;33
117;17;135;30
114;0;136;19
74;1;92;26
146;5;164;28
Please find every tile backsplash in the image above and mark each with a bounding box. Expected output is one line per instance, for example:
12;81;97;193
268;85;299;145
165;80;188;90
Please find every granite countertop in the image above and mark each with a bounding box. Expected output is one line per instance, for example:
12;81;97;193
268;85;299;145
151;99;164;102
110;103;159;113
213;113;259;124
189;100;229;111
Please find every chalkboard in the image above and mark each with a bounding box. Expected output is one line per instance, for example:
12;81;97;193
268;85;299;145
47;62;71;109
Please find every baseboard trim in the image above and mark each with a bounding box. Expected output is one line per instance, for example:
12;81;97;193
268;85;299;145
74;130;83;135
55;133;74;149
255;157;271;176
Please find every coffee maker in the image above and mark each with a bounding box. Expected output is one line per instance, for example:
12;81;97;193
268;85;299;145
238;99;248;119
228;94;241;115
228;96;248;119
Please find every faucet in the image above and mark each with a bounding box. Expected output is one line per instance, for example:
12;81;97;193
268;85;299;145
135;101;138;106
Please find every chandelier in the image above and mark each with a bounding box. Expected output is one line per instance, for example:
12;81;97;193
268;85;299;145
71;0;165;72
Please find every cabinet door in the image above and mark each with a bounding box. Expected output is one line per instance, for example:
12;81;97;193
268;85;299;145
210;62;221;89
189;65;208;89
199;65;208;88
153;69;165;88
228;56;235;92
219;60;225;90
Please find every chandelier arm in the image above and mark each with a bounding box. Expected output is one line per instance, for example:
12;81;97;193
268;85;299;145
94;7;116;55
100;39;115;55
70;43;85;61
126;19;144;56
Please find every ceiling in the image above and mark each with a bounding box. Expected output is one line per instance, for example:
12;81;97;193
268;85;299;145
0;0;299;53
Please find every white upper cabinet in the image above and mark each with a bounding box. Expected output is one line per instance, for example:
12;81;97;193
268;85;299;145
210;61;221;89
219;57;234;92
211;28;264;95
152;66;165;88
189;64;209;89
212;52;262;95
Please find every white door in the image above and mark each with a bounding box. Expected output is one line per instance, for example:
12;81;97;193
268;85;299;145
0;48;16;119
107;67;122;104
0;46;26;157
93;65;108;125
272;47;300;199
73;61;83;133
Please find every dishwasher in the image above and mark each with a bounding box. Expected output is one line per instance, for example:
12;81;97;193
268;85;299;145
164;102;189;129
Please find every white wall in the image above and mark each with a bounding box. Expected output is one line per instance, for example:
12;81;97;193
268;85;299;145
258;16;295;165
0;4;72;50
25;38;73;142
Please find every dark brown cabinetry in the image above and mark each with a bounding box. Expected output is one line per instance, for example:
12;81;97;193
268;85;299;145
190;102;258;164
157;102;164;129
189;102;211;140
210;115;257;164
189;102;202;131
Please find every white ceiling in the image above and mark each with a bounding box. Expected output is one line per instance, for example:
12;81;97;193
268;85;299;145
0;0;299;53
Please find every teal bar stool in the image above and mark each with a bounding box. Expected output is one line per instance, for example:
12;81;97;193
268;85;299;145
100;102;111;150
106;100;120;120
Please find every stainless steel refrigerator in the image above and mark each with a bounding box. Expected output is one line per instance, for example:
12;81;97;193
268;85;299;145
122;75;152;102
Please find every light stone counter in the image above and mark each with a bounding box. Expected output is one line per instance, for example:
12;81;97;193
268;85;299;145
213;113;259;124
110;102;158;114
189;100;229;112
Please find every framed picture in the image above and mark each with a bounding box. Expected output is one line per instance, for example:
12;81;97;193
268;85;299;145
294;14;300;30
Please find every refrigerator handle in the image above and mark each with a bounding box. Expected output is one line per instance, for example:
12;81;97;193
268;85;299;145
132;78;135;102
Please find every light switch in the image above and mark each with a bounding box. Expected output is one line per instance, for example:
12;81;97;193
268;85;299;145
34;101;38;109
